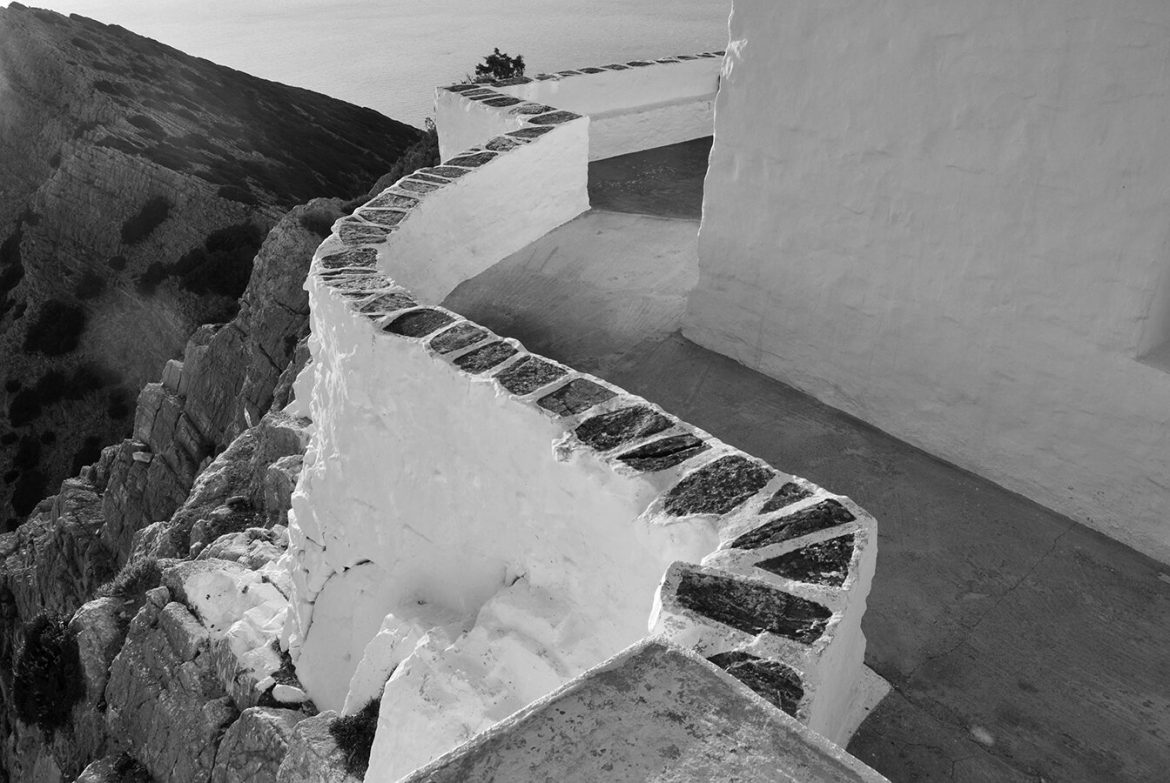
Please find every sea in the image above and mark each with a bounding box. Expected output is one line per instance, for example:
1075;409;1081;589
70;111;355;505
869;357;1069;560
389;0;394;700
22;0;730;127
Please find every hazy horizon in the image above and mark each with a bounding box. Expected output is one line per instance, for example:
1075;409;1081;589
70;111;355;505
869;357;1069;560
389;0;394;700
15;0;730;126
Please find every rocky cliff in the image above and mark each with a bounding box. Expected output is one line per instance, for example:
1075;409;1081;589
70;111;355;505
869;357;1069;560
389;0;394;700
0;3;422;529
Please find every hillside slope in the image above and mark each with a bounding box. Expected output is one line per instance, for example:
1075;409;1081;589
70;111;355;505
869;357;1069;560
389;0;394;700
0;3;422;529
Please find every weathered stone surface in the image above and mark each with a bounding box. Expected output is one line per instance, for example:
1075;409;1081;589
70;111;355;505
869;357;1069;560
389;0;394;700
617;434;709;472
536;378;616;416
263;455;302;529
319;248;378;270
338;223;390;246
512;103;555;115
664;455;776;517
211;707;304;783
574;405;673;451
506;126;555;141
199;527;285;570
445;151;497;168
325;274;392;296
484;136;520;152
395;179;439;194
356;293;416;317
397;641;887;783
429;323;488;354
708;651;804;717
494;356;567;395
384;309;455;338
364;192;418;210
356;209;407;228
417;166;468;180
754;535;855;587
69;597;128;707
452;341;518;373
275;712;361;783
675;566;830;643
482;96;523;107
760;482;814;514
730;500;856;551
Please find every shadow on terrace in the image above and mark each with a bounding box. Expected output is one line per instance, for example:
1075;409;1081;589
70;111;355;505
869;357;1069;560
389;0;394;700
442;138;1170;783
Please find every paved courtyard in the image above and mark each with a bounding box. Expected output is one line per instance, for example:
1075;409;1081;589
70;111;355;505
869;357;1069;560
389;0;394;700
442;139;1170;783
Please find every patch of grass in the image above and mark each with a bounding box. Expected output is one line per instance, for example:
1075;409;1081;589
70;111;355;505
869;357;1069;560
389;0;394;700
120;195;171;245
329;699;380;778
12;614;84;735
298;207;337;239
96;557;162;604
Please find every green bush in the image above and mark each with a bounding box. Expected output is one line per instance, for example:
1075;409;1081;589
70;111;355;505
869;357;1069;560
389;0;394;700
97;557;162;604
329;699;380;778
473;48;525;83
13;614;85;734
120;195;171;245
23;299;87;356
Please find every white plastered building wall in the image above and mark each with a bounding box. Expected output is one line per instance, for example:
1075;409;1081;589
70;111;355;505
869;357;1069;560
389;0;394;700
686;0;1170;562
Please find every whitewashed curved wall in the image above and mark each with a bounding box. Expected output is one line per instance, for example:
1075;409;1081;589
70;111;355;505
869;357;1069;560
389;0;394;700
687;0;1170;562
437;55;721;162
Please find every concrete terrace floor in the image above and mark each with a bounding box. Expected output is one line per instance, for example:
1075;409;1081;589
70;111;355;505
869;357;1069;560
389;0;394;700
441;138;1170;783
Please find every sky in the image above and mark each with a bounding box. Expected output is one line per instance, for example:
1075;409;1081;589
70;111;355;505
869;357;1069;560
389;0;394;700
17;0;730;125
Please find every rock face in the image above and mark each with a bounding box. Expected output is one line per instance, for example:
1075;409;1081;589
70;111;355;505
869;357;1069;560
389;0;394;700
0;190;349;780
0;3;422;528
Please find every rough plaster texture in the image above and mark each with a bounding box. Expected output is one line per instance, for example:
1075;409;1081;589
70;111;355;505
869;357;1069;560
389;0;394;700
369;120;589;303
399;640;889;783
686;0;1170;561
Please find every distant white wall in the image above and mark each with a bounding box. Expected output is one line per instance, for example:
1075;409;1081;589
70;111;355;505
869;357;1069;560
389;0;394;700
379;120;589;303
438;56;720;162
686;0;1170;561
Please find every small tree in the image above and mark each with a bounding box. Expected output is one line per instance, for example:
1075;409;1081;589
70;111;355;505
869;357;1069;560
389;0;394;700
13;613;85;735
473;48;525;83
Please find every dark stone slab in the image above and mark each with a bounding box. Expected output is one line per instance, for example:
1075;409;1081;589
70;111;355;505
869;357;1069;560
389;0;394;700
461;88;495;98
730;500;856;551
495;356;567;395
493;75;533;86
338;223;391;246
754;534;856;587
714;50;726;56
445;84;482;93
411;172;449;184
557;70;581;76
429;323;488;354
357;292;416;316
366;192;419;210
759;482;814;514
580;67;605;74
328;275;392;295
618;434;710;472
419;166;469;180
396;179;440;194
675;567;830;644
528;110;581;126
319;248;377;270
485;136;520;152
534;73;559;81
446;151;497;168
698;52;718;58
707;651;804;717
603;63;630;70
483;96;524;107
507;126;555;141
453;341;518;373
512;103;556;115
384;309;455;338
536;378;617;416
317;268;380;282
677;55;699;60
574;405;673;451
357;209;407;228
468;91;502;102
656;57;681;64
664;456;776;517
627;60;654;67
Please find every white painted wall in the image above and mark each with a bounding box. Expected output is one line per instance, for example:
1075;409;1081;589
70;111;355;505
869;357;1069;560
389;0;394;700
439;57;720;161
686;0;1170;562
286;280;720;767
376;119;590;303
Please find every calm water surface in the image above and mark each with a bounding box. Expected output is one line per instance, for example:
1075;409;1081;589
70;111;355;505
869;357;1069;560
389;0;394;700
25;0;729;126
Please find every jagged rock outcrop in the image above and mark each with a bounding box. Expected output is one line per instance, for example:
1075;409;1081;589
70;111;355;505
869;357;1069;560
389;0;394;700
0;190;347;780
0;3;422;527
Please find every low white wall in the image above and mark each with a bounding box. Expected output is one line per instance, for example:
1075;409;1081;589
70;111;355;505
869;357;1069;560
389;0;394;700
438;55;720;162
687;0;1170;562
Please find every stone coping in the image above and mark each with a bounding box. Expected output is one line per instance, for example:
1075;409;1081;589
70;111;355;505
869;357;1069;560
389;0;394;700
301;48;877;744
439;50;727;92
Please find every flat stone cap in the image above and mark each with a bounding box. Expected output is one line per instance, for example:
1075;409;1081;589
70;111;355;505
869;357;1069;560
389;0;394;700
399;639;888;783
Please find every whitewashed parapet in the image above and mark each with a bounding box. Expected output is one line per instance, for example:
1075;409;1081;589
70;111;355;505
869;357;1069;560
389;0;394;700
288;245;877;758
436;51;724;161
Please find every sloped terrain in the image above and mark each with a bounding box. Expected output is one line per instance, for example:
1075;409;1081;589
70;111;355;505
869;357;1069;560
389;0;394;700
0;3;422;529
